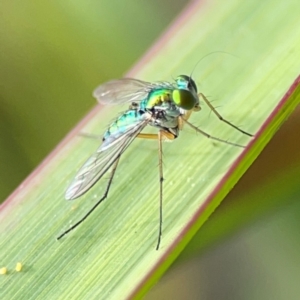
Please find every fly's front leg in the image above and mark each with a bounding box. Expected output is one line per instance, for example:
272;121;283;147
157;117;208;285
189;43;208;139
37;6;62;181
180;116;246;148
199;92;253;137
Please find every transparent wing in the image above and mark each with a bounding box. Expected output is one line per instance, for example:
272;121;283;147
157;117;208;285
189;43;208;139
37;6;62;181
93;78;174;105
65;115;150;200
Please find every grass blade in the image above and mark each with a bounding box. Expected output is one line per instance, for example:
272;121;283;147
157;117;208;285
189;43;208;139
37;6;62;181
1;0;300;299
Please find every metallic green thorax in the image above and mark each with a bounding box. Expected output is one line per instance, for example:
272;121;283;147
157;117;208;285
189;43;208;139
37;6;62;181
142;75;199;111
103;75;200;144
145;89;173;109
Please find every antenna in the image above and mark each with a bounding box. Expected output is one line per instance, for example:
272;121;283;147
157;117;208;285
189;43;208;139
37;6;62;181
189;51;238;80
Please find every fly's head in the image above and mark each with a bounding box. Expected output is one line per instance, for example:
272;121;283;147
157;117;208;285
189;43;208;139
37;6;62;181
173;75;200;112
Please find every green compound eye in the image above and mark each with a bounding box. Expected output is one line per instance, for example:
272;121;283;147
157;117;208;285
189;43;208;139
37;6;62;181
172;89;197;110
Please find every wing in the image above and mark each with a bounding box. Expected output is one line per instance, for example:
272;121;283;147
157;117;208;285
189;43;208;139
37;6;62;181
65;114;150;200
93;78;175;105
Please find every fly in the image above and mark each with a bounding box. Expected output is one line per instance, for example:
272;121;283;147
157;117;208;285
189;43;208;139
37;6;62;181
57;75;253;250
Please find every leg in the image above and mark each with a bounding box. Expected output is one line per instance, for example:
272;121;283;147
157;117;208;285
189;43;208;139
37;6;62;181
136;132;175;140
156;130;164;250
137;130;175;249
57;157;120;240
199;93;253;137
181;117;246;148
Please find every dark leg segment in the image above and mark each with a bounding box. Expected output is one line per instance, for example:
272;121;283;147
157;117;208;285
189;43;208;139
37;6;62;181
57;157;120;240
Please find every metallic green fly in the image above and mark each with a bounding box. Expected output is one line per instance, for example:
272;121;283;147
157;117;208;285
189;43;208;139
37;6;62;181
57;75;252;249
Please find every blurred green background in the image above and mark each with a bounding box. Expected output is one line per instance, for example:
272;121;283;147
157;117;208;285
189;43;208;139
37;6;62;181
1;1;300;299
0;0;187;202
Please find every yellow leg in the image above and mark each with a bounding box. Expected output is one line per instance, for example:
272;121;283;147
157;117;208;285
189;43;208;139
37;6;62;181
178;113;188;131
137;131;176;140
136;130;174;249
181;117;246;148
198;92;253;137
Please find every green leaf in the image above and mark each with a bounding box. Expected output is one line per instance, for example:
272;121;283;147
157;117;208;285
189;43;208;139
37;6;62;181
1;0;300;299
178;164;300;260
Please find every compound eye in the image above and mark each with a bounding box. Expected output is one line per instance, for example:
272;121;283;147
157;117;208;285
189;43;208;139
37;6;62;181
172;89;197;110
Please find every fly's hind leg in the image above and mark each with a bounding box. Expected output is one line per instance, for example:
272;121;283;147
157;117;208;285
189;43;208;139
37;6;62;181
136;131;175;140
57;157;120;240
199;92;253;137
